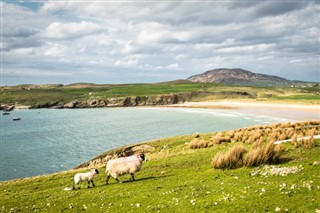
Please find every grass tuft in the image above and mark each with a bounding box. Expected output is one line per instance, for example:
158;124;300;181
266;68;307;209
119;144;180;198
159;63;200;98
212;145;247;169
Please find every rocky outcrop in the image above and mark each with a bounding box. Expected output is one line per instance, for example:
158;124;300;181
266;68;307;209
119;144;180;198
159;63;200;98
62;94;188;109
0;93;189;110
0;104;15;111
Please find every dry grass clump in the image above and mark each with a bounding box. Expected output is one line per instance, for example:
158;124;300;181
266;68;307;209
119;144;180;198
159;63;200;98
188;138;209;149
291;128;316;148
212;145;247;169
244;141;283;167
233;131;244;142
252;137;263;149
210;132;231;144
208;121;319;169
189;120;319;150
291;134;298;148
212;141;284;169
246;130;263;144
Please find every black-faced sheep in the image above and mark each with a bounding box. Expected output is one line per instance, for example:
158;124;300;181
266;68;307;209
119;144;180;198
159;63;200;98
106;153;146;184
73;169;99;190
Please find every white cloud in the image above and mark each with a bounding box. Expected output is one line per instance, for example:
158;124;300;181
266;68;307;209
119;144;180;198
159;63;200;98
175;54;186;60
114;58;138;67
42;21;102;40
166;63;179;69
11;48;33;55
2;1;319;85
217;44;274;54
42;43;67;57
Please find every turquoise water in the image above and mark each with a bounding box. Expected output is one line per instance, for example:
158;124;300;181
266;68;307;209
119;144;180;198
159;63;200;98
0;107;289;181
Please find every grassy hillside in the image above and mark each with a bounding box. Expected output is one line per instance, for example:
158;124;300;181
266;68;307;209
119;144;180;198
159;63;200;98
1;81;319;107
1;121;319;212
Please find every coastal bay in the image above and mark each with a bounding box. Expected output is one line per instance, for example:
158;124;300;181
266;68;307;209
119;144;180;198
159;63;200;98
1;107;290;181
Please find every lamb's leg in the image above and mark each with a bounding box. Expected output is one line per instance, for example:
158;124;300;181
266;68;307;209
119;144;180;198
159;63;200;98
87;181;91;188
91;180;95;187
130;173;135;181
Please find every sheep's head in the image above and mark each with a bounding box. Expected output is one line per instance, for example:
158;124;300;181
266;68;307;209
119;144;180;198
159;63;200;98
138;153;147;161
94;169;99;174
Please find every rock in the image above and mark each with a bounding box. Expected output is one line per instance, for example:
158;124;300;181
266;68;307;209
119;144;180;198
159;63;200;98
0;104;15;111
89;99;98;106
64;101;78;108
106;97;126;107
313;161;320;166
135;96;148;106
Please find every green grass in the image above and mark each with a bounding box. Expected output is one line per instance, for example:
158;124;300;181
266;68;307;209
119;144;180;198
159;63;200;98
272;94;320;101
1;132;319;212
1;82;319;107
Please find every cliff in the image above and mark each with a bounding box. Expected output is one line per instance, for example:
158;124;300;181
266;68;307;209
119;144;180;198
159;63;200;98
31;93;189;109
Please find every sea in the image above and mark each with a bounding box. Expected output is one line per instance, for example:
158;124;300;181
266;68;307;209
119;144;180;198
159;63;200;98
0;107;290;181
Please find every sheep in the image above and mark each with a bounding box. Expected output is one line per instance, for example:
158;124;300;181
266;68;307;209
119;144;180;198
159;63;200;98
72;169;99;190
106;153;146;184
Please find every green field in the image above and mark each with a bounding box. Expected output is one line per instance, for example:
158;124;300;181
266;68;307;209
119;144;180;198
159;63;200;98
1;121;319;212
1;81;319;107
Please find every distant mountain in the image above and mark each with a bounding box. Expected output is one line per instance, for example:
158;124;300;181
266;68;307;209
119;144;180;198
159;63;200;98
187;68;293;86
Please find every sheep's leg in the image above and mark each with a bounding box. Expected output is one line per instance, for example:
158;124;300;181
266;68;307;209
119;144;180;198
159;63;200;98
73;182;79;190
91;180;95;187
106;175;111;185
115;178;122;183
130;173;135;181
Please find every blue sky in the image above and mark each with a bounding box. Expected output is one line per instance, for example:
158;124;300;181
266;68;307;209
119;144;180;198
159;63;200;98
1;0;319;85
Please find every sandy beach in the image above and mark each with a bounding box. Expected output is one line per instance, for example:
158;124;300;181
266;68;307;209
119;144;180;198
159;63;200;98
172;101;320;121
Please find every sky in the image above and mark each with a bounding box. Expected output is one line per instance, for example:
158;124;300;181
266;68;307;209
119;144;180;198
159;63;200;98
1;0;319;85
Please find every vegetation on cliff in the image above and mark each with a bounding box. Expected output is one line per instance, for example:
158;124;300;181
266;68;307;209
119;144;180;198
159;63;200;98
1;81;319;109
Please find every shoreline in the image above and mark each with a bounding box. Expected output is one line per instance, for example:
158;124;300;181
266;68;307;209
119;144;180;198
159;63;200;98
167;101;320;121
5;100;320;121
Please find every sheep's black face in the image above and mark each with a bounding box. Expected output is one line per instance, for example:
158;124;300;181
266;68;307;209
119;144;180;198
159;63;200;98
95;169;99;174
140;154;146;161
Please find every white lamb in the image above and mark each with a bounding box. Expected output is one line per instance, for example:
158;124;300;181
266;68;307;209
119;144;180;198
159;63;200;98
106;153;146;184
73;169;99;190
